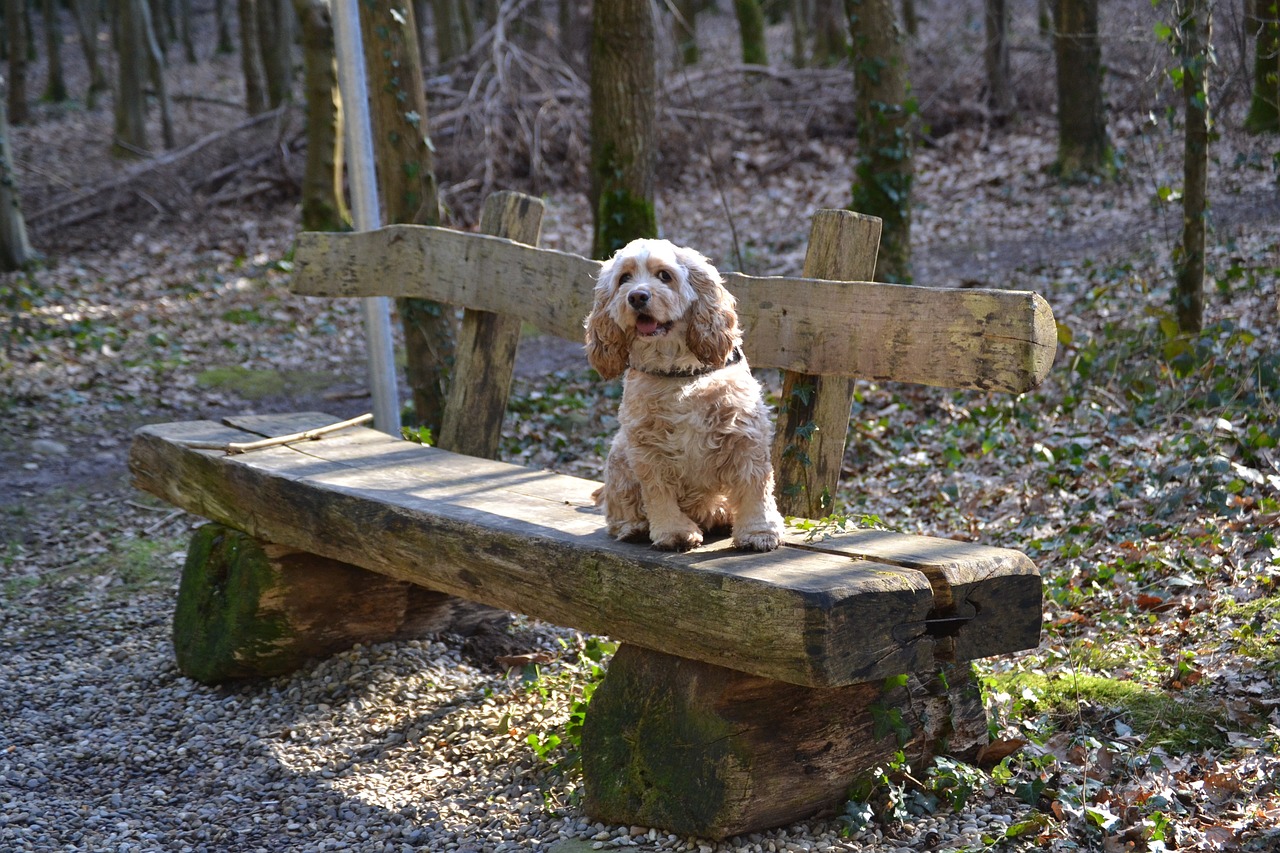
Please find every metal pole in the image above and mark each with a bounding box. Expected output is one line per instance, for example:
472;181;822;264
332;0;400;436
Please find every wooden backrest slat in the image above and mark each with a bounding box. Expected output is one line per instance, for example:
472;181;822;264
291;224;1056;394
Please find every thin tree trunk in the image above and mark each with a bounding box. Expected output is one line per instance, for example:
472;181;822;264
431;0;466;63
812;0;846;66
177;0;196;62
0;99;33;271
359;0;453;433
845;0;912;282
1053;0;1111;176
1174;0;1212;334
294;0;345;232
215;0;234;53
676;0;700;65
984;0;1012;117
734;0;768;64
589;0;658;259
6;0;28;124
72;0;110;102
1244;0;1279;133
139;0;176;149
113;0;149;155
901;0;917;38
257;0;294;107
791;0;811;66
239;0;269;114
42;0;69;102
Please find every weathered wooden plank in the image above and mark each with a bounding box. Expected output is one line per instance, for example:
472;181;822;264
582;645;986;840
793;527;1042;664
774;209;881;518
290;224;1057;393
437;191;544;458
127;414;1045;687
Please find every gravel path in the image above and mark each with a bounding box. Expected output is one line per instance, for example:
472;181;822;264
0;497;1046;853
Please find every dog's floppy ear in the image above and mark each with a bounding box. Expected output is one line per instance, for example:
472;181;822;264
678;247;739;367
584;257;630;380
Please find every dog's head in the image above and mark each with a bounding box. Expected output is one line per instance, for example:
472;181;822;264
584;238;739;380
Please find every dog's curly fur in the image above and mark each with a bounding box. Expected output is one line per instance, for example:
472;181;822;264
584;238;784;552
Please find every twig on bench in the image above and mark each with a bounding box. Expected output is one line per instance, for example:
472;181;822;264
177;413;375;455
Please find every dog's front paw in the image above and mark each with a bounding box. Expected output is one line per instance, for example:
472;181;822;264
651;526;704;552
609;519;650;543
733;530;781;552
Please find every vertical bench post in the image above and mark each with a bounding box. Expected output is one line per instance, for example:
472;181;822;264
437;191;545;458
772;210;882;519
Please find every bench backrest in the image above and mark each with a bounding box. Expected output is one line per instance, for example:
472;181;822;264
291;191;1056;518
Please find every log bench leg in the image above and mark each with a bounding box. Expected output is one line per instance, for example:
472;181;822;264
173;523;506;684
581;644;987;841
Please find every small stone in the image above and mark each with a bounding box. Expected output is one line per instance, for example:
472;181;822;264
31;438;69;455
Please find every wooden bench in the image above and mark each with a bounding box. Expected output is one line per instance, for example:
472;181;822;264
129;191;1056;840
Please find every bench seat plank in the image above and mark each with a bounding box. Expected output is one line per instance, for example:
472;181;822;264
130;412;1040;688
291;226;1056;394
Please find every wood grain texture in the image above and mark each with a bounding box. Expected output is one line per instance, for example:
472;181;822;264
437;191;544;458
130;413;1040;687
774;210;880;518
173;522;504;683
291;224;1057;393
581;644;987;839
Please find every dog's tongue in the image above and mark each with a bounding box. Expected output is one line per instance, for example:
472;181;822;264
636;315;660;336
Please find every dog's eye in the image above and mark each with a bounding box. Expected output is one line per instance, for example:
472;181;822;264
618;272;632;286
656;270;673;283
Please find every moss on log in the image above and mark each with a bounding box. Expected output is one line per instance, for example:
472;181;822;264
582;644;986;840
173;523;503;683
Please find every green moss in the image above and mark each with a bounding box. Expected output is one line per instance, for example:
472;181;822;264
195;366;337;401
594;188;657;260
1222;593;1280;670
986;670;1230;752
172;524;292;684
583;651;742;836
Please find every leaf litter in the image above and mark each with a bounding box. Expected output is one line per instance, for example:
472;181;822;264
2;2;1279;851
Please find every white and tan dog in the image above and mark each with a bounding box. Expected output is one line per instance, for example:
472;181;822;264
585;238;784;552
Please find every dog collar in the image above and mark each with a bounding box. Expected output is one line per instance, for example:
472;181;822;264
630;346;744;379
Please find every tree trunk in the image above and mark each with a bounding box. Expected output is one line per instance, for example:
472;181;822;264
215;0;235;53
1053;0;1111;176
239;0;269;114
294;0;346;232
0;99;33;271
984;0;1013;117
257;0;294;107
901;0;917;38
1245;0;1279;133
675;0;699;65
1174;0;1212;334
71;0;110;104
812;0;847;66
359;0;453;433
845;0;913;282
431;0;466;63
140;0;176;149
589;0;658;259
42;0;69;102
790;0;811;66
6;0;28;125
734;0;768;64
177;0;196;62
112;0;150;156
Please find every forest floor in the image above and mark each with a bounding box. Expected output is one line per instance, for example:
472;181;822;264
3;3;1280;852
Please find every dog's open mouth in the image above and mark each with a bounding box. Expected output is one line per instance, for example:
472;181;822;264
635;314;674;337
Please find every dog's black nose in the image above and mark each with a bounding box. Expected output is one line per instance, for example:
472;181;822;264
627;289;650;310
